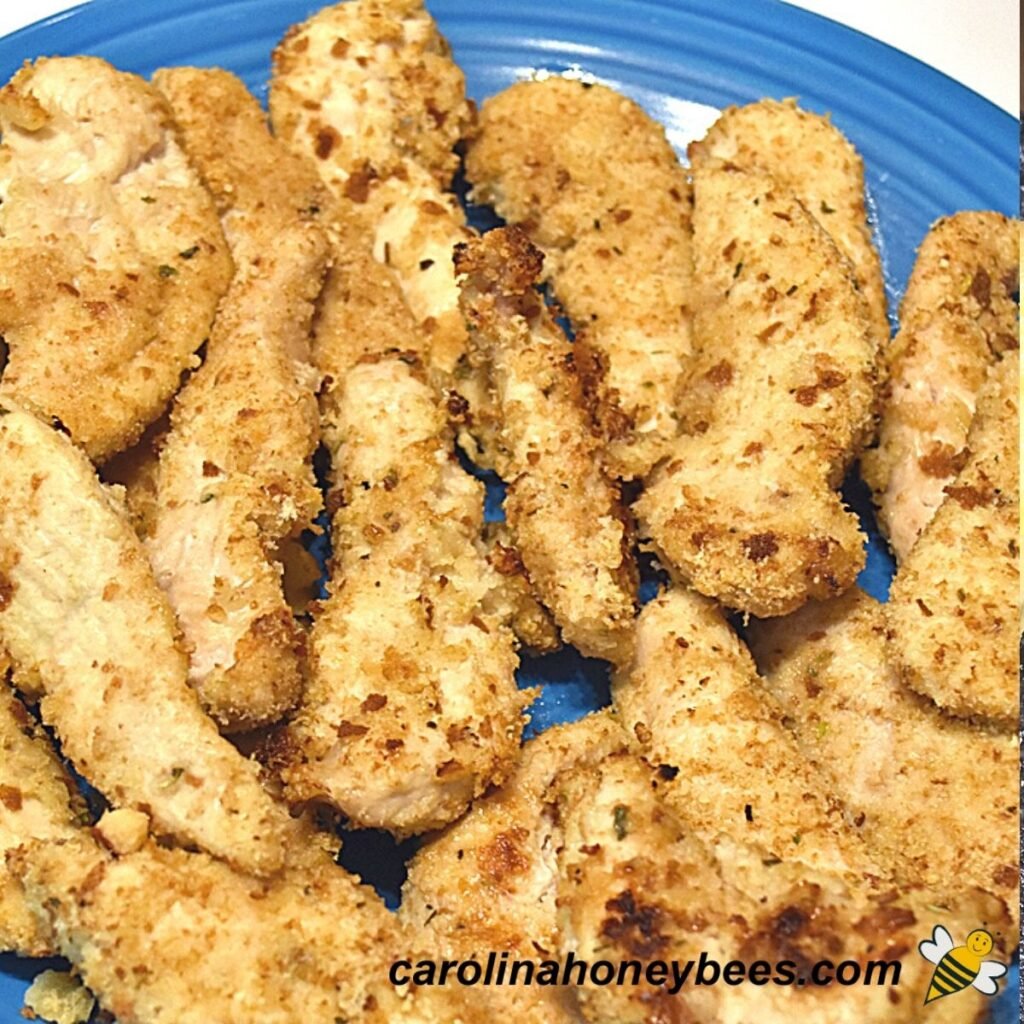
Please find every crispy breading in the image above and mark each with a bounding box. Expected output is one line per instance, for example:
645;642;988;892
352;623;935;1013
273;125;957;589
689;97;888;350
0;682;86;956
636;162;876;616
0;57;232;463
270;0;480;384
456;227;637;664
11;824;411;1024
0;404;292;875
402;712;626;1024
556;750;1005;1024
466;78;694;478
886;351;1019;724
278;352;528;835
612;586;868;875
862;212;1019;559
749;588;1019;915
144;69;328;732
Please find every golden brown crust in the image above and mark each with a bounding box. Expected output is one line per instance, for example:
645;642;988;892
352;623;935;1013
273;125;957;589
0;683;86;956
456;227;638;664
635;162;876;616
689;97;888;350
0;404;292;876
886;351;1019;724
750;588;1019;917
147;68;328;732
467;78;694;478
861;212;1019;559
0;57;232;462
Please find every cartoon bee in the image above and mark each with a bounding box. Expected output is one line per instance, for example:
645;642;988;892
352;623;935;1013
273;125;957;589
918;926;1007;1004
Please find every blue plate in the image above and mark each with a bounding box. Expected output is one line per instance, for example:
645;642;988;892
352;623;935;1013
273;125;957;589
0;1;1017;1020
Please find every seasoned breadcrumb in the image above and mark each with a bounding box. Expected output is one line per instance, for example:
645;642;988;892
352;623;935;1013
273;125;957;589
0;682;86;956
12;825;412;1024
689;97;888;350
636;162;876;617
0;404;292;876
456;227;638;664
277;350;529;835
0;57;232;463
862;212;1019;559
749;588;1019;916
556;750;1006;1024
402;712;626;1024
271;0;497;463
467;78;694;478
146;68;328;732
886;351;1019;724
612;586;868;876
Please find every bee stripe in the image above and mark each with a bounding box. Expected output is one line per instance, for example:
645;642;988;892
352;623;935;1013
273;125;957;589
942;954;977;983
934;958;974;991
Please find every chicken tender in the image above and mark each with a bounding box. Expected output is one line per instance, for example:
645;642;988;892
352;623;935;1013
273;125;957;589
862;212;1018;559
0;404;292;875
636;162;877;616
11;821;414;1024
612;586;868;875
402;712;625;1024
456;227;637;664
749;588;1019;914
270;0;479;385
0;57;232;462
556;750;1007;1024
144;68;328;732
886;351;1019;724
0;682;86;956
466;78;694;478
689;97;888;350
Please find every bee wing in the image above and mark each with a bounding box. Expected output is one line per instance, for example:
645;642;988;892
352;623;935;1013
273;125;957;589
971;961;1008;995
918;925;954;964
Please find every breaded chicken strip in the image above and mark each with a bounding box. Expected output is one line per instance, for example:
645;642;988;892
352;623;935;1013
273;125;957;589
0;57;232;462
0;682;86;956
556;750;1006;1024
100;414;168;540
612;587;867;875
886;351;1019;724
636;162;876;616
456;228;637;664
749;588;1019;914
862;212;1018;559
270;0;480;389
402;712;625;1024
689;97;888;350
144;68;328;732
0;405;292;875
466;78;694;478
277;350;529;835
11;816;417;1024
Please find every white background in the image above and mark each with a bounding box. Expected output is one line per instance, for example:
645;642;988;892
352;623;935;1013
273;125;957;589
0;0;1018;114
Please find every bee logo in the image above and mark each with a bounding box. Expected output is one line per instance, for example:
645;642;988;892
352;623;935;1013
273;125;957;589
918;926;1007;1005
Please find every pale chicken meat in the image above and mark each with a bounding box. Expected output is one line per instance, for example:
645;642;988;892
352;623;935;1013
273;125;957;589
0;681;87;956
456;228;637;664
689;97;889;351
0;404;292;876
612;586;869;876
0;57;232;462
886;351;1019;724
636;162;877;616
556;750;1008;1024
466;78;695;478
146;68;328;732
749;588;1019;916
862;212;1018;559
402;712;626;1024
